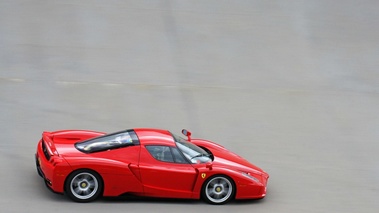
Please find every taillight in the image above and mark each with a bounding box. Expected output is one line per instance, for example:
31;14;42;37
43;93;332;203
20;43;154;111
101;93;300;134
41;139;51;161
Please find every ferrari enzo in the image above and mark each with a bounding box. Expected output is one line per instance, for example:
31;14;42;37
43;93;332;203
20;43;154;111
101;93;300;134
35;128;269;204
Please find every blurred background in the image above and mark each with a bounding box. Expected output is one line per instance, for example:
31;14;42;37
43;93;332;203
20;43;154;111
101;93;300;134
1;0;379;212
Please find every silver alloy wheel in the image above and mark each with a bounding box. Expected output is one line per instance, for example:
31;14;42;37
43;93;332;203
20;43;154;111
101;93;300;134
70;172;99;200
205;176;233;204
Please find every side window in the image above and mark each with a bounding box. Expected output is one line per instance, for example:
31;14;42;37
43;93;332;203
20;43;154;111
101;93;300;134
171;147;187;163
146;146;174;163
76;130;138;153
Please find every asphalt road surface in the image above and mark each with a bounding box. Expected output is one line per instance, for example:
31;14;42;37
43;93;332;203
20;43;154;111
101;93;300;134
1;0;379;212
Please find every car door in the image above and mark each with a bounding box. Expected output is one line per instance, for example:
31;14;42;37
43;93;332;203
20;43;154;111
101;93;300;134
138;145;198;198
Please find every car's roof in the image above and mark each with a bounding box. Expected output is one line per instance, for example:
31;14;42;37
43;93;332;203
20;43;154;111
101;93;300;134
133;128;176;146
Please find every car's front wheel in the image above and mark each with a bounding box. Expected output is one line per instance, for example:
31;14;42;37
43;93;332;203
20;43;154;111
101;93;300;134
65;169;103;202
202;175;235;205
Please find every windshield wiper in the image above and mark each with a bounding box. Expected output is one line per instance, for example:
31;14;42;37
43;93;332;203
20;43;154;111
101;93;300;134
191;153;210;160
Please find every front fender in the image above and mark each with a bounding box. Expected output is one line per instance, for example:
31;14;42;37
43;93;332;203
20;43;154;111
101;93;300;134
191;165;265;199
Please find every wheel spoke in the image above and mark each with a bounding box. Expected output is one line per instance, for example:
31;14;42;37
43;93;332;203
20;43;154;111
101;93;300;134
221;181;227;187
82;189;90;195
207;188;215;196
72;179;80;186
214;193;222;199
74;187;82;195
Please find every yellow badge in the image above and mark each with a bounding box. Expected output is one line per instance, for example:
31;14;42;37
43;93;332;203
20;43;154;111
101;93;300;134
201;173;206;179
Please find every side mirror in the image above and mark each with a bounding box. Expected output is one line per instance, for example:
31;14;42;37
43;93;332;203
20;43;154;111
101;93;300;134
181;129;192;141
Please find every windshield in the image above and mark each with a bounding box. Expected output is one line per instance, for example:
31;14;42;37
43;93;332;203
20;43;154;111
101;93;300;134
172;133;211;164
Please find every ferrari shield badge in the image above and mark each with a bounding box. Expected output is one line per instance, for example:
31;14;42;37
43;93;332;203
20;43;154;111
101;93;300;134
201;173;206;179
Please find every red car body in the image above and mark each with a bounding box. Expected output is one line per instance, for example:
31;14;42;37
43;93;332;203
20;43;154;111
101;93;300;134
35;128;269;204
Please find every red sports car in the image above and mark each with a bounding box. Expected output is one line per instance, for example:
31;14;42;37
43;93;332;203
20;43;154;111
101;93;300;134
35;128;269;204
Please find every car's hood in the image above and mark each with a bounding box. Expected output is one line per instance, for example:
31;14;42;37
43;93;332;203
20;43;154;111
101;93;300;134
212;151;265;175
191;139;266;175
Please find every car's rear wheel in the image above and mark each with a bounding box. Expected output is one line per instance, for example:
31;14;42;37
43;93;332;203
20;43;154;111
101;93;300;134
202;175;235;205
65;169;103;202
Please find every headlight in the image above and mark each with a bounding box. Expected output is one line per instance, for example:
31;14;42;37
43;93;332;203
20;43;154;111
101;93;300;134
241;172;260;183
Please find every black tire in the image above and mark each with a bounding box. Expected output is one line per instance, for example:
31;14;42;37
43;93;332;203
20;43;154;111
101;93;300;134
64;169;103;202
201;175;235;205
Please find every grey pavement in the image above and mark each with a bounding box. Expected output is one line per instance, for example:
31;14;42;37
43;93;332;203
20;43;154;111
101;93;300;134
1;0;379;212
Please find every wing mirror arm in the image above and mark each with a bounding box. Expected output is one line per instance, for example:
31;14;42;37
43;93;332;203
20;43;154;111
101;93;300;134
206;162;213;170
181;129;192;141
